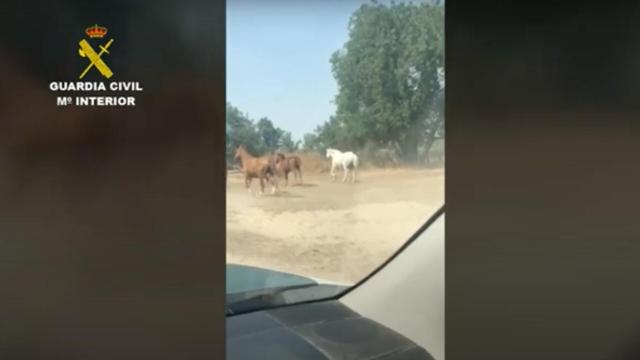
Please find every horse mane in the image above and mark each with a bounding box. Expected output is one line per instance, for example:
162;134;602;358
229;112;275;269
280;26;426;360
236;145;252;156
327;148;342;156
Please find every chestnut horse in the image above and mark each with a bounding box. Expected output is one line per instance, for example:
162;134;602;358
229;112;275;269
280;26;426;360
274;153;303;186
234;145;278;195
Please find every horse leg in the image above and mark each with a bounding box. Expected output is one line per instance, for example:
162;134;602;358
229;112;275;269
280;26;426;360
342;166;348;183
330;164;337;182
245;176;252;194
259;176;265;195
284;171;289;187
298;168;303;184
271;173;278;194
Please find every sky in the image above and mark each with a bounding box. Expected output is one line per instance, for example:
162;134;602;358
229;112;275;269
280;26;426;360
227;0;438;141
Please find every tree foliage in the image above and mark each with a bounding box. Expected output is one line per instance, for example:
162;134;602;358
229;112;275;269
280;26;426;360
305;1;444;162
226;103;298;165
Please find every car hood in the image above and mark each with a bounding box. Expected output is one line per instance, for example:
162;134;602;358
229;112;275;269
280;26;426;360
226;264;350;295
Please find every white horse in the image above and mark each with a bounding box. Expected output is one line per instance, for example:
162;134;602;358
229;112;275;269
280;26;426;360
326;148;359;183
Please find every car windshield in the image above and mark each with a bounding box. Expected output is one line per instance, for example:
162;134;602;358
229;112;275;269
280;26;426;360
226;0;444;313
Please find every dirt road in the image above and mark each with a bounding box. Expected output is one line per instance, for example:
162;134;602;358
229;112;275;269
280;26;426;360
226;167;444;284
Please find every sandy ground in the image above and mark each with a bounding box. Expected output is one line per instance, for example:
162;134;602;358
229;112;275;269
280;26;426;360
226;167;444;284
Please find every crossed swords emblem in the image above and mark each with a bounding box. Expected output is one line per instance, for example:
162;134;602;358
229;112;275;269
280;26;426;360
78;38;114;79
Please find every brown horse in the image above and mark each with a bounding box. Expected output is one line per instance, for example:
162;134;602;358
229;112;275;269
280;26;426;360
234;145;278;194
274;153;303;186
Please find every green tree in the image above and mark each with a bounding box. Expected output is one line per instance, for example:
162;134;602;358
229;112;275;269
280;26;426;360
310;115;354;152
302;133;320;152
328;1;444;162
422;86;444;165
226;103;263;164
256;117;280;151
226;103;301;163
278;131;298;152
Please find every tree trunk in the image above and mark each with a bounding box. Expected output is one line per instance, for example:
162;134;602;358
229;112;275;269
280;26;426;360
402;132;419;164
423;137;436;168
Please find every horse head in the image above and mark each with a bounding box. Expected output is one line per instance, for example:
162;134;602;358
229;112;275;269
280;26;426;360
234;145;246;160
326;148;334;158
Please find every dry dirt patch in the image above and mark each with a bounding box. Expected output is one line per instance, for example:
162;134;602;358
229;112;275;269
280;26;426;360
226;167;443;283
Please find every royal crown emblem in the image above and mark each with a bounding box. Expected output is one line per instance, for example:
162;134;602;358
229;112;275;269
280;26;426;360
85;24;107;39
